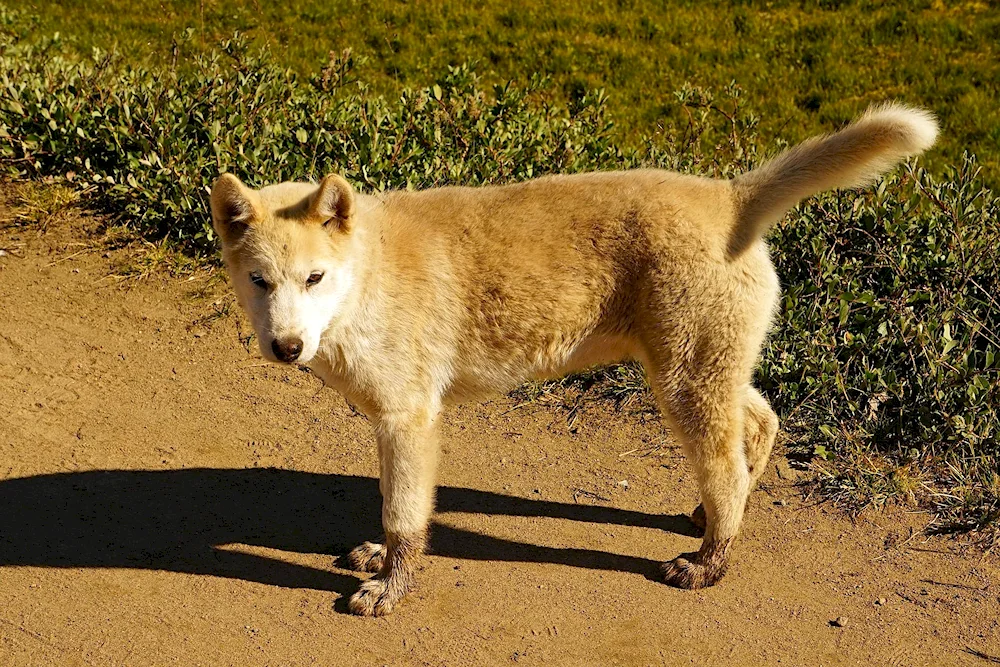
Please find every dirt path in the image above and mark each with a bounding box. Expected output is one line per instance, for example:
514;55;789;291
0;201;997;666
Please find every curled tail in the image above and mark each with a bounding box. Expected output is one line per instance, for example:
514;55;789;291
728;103;938;257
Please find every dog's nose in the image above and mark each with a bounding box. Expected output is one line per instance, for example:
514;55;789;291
271;337;303;362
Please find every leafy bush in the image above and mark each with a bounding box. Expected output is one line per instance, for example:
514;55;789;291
0;6;996;541
764;160;1000;537
31;0;1000;187
1;13;627;251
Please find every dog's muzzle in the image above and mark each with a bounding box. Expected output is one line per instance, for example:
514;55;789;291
271;337;303;363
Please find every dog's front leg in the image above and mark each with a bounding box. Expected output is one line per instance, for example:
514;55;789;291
347;407;439;616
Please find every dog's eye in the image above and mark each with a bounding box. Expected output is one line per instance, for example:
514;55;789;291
250;272;269;289
306;272;324;287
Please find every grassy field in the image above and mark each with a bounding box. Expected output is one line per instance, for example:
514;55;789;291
32;0;1000;184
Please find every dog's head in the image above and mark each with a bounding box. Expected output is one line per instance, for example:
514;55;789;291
210;173;359;365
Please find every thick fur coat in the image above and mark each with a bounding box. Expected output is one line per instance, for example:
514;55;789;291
210;104;937;616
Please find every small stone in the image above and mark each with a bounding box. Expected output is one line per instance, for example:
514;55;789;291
774;499;788;507
776;458;799;480
876;597;886;606
832;616;848;628
618;480;630;490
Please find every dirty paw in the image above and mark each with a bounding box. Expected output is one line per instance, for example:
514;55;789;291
662;555;725;590
343;542;386;573
348;576;407;617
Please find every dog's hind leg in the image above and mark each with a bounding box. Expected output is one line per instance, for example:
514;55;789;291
691;385;777;531
347;404;440;617
659;381;749;589
642;322;754;589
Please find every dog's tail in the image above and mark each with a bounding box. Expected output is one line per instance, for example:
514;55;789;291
727;103;938;257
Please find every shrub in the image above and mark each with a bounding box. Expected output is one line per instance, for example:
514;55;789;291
764;159;1000;537
1;15;627;251
0;6;996;541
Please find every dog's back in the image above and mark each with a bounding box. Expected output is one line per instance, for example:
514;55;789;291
364;171;746;394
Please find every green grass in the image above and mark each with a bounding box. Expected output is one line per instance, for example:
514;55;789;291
30;0;1000;185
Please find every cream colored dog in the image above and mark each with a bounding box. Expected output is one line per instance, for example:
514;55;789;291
210;104;937;616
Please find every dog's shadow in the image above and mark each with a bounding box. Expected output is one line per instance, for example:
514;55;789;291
0;468;700;602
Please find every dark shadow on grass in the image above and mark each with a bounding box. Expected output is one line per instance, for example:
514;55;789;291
0;469;698;598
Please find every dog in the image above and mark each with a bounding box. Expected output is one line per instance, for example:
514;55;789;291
210;103;937;616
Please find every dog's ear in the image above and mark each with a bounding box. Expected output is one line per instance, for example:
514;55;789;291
309;174;355;233
210;173;257;244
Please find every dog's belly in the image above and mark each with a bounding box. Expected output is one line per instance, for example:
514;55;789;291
311;331;636;410
444;333;635;404
532;333;635;379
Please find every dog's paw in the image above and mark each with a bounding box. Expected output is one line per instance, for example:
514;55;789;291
690;503;706;532
348;576;407;617
661;555;726;590
344;541;387;573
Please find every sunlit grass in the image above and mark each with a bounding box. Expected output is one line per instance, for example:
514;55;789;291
30;0;1000;184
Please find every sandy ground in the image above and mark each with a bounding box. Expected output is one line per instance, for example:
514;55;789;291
0;198;998;667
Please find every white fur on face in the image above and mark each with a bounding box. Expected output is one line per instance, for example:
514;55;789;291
264;270;354;363
231;229;356;365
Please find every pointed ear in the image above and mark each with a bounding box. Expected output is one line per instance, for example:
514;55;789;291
210;173;257;244
309;174;355;232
